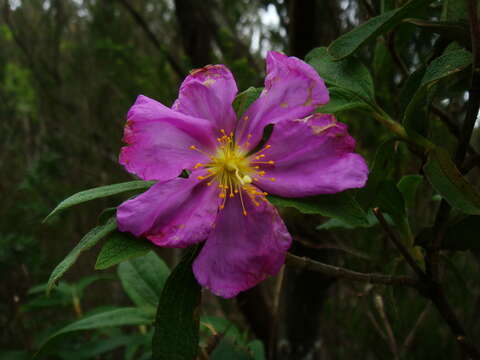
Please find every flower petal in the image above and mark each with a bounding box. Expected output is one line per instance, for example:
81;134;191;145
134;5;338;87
172;65;238;134
254;114;368;197
120;95;217;181
236;51;329;149
117;173;220;248
192;193;291;298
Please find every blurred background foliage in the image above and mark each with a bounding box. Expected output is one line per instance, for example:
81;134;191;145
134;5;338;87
1;0;479;359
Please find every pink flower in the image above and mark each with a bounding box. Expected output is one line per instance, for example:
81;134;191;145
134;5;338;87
117;51;368;298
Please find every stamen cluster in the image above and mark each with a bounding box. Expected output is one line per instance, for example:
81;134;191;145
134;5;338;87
190;130;276;215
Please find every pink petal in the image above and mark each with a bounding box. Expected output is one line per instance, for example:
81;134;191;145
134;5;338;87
254;114;368;197
117;172;220;248
172;65;238;134
120;95;217;181
236;51;329;149
192;193;291;298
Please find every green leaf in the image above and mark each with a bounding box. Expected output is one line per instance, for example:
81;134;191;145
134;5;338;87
44;181;155;222
46;217;117;294
118;251;170;308
316;87;371;114
306;47;375;101
374;180;406;225
442;0;469;21
95;231;154;270
35;307;153;358
402;19;470;47
268;192;368;228
233;87;262;118
421;49;472;87
317;210;394;230
328;0;429;60
403;49;472;136
399;68;425;112
397;175;423;208
153;246;202;360
356;139;396;209
442;216;480;251
210;339;255;360
423;147;480;215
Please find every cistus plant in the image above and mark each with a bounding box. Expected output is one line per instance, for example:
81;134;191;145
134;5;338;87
38;0;480;359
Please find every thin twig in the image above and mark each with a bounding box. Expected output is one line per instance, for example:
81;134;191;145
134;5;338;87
373;208;426;280
115;0;186;78
374;294;399;360
401;303;431;357
285;253;419;288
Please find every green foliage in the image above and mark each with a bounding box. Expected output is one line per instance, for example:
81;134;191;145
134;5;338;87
118;251;171;308
233;87;263;118
268;192;369;227
306;47;375;101
397;175;423;209
423;147;480;215
44;181;155;223
5;0;480;358
46;217;117;293
316;87;370;114
95;230;154;270
35;307;154;358
153;246;202;360
328;0;430;59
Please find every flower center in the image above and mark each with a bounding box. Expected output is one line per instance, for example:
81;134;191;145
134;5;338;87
189;130;275;215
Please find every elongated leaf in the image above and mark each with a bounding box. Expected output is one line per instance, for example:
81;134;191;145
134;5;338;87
118;251;170;308
316;87;371;114
356;139;396;209
397;175;423;208
374;180;406;225
420;49;472;87
424;147;480;215
403;49;472;136
403;19;469;46
233;87;262;118
153;246;202;360
35;307;153;358
44;181;155;222
268;192;368;227
95;231;153;270
306;47;375;101
46;217;117;294
328;0;429;59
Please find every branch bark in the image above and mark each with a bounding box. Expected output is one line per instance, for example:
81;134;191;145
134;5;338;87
285;253;419;288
